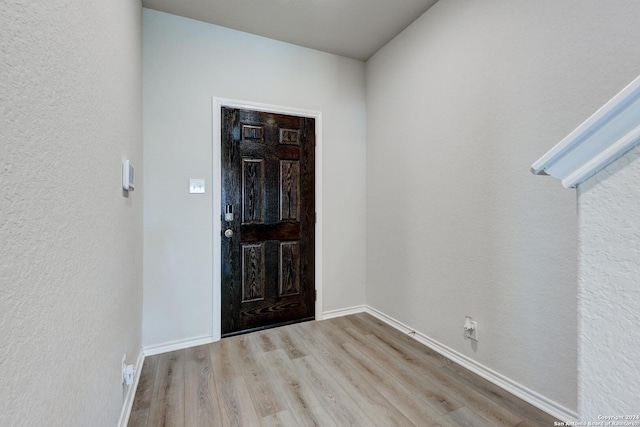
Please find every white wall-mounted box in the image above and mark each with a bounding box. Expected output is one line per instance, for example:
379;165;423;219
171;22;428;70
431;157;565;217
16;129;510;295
122;160;135;191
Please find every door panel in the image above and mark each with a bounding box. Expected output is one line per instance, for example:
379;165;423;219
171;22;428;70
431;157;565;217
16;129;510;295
280;160;300;221
242;158;265;223
221;107;315;336
242;243;265;302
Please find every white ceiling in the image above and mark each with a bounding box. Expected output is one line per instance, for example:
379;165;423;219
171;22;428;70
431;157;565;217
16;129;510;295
142;0;439;61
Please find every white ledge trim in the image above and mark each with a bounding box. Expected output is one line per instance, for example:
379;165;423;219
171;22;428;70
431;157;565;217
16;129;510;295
532;74;640;188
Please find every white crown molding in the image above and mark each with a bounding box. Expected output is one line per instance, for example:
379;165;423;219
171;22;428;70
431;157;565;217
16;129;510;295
532;75;640;188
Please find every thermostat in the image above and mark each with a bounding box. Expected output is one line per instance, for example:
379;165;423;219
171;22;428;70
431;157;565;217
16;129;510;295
122;160;135;191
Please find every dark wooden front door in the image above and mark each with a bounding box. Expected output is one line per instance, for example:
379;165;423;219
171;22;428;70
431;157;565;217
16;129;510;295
221;107;315;337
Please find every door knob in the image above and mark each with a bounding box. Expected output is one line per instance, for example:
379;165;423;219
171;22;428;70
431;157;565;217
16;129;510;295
224;229;234;238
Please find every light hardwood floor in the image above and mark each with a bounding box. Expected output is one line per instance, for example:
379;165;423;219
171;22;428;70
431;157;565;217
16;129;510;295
128;313;559;426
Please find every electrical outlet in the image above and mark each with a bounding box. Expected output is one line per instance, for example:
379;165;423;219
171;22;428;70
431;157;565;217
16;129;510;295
123;364;135;385
468;321;478;341
122;353;127;385
121;353;135;386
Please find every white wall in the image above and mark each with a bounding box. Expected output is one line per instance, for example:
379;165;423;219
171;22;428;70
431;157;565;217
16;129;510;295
0;1;143;425
142;9;366;347
366;0;640;414
577;145;640;417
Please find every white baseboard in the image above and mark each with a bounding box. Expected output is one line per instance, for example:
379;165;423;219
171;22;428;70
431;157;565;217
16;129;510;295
118;349;145;427
322;305;366;320
143;335;213;357
363;306;578;422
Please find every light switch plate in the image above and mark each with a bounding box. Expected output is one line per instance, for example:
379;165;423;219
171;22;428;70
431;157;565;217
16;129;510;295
189;179;205;194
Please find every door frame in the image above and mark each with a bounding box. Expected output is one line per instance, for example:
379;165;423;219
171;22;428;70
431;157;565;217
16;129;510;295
212;97;323;341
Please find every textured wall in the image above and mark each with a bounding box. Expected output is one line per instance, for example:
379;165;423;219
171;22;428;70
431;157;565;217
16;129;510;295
578;145;640;417
0;1;143;425
366;0;640;412
143;9;366;347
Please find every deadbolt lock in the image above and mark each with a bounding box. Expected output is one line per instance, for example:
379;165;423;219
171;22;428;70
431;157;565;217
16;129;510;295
225;205;234;222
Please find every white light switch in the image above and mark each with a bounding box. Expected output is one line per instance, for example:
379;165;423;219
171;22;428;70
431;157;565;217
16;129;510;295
189;179;205;194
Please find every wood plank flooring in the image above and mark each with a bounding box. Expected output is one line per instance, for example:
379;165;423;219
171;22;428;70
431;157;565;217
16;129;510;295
128;313;560;426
